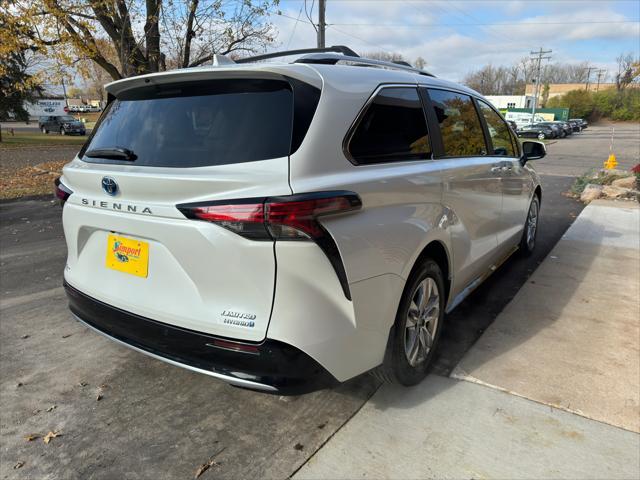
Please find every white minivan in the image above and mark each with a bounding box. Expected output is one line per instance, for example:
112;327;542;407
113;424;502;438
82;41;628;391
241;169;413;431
57;47;545;394
505;111;548;128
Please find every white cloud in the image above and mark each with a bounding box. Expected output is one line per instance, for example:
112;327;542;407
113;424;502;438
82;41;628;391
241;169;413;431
269;1;639;81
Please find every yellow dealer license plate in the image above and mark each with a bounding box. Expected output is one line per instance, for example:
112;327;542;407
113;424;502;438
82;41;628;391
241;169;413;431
106;234;149;278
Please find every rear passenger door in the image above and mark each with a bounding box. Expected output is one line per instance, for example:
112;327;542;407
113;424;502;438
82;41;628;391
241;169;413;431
422;88;502;299
476;100;533;250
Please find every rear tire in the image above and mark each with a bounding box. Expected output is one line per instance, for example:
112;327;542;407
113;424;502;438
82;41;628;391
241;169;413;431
537;133;545;140
374;258;445;386
519;195;540;256
42;127;48;134
60;128;66;136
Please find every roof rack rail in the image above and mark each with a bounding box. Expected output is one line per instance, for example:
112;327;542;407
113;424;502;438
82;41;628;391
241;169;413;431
236;45;359;64
294;53;436;78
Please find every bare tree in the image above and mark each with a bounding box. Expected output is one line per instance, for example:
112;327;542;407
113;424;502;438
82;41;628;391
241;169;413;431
9;0;279;81
413;56;426;70
615;52;640;91
364;51;407;64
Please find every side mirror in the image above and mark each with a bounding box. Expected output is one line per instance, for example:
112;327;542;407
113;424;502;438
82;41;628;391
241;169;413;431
522;140;546;162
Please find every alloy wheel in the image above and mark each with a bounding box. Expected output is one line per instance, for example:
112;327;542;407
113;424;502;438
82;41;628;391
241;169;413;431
526;199;539;250
404;277;440;367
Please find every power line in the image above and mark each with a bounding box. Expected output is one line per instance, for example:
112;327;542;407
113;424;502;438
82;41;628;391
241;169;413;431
286;3;305;49
330;20;640;26
328;25;395;54
276;10;394;54
304;0;317;32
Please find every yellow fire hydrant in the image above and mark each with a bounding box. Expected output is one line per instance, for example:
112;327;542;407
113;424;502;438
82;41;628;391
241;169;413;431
604;153;618;170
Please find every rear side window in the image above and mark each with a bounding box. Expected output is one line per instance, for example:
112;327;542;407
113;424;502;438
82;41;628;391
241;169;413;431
347;87;431;164
82;79;295;168
427;89;487;157
477;100;516;157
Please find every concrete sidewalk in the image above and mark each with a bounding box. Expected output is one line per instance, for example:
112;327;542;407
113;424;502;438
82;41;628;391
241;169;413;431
452;200;639;432
295;376;639;480
295;200;640;479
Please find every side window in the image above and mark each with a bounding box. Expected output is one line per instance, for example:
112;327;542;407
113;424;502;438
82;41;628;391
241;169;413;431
426;89;487;157
477;101;516;157
348;87;431;164
509;129;521;157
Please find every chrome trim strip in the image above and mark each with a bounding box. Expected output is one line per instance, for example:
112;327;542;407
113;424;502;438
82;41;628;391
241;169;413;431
71;314;278;392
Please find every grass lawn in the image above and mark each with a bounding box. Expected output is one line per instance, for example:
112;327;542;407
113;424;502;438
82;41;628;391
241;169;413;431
0;160;66;200
0;131;87;147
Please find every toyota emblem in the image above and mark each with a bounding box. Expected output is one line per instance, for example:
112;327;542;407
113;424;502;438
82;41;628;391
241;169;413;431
101;177;118;196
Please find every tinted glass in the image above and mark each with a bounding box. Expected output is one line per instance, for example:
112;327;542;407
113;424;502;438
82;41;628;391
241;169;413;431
348;88;430;164
82;79;293;168
427;89;487;157
477;101;515;156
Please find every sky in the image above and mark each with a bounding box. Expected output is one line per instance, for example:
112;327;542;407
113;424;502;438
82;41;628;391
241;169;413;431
268;0;640;82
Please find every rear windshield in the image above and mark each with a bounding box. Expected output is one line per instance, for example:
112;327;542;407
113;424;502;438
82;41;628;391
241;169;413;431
81;79;294;168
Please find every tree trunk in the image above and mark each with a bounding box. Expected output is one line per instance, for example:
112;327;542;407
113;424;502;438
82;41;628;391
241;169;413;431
145;0;161;72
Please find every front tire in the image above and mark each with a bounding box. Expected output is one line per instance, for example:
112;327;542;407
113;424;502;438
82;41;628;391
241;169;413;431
537;132;545;140
375;259;445;386
60;128;66;136
520;195;540;256
41;127;48;134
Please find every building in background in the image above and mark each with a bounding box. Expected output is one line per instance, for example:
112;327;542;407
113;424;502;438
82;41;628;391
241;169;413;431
484;95;535;110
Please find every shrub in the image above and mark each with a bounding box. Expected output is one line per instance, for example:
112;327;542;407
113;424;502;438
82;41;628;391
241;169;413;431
549;88;640;121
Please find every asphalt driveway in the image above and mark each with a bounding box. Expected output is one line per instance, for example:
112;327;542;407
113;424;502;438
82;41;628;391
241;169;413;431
3;123;629;478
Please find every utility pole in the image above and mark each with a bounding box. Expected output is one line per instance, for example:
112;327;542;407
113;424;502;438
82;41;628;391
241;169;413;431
583;66;596;90
529;47;552;125
317;0;326;48
595;69;607;91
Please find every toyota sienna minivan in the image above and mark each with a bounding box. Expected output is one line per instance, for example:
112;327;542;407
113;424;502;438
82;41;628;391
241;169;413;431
57;46;545;394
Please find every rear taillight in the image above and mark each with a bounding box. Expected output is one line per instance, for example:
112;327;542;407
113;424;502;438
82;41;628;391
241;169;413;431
178;192;361;242
178;192;362;299
54;177;73;206
183;202;268;240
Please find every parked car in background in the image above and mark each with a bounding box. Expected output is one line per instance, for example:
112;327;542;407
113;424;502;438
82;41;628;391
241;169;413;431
39;115;86;135
517;123;555;140
567;120;582;132
570;118;588;129
56;46;545;394
553;121;573;137
535;122;562;138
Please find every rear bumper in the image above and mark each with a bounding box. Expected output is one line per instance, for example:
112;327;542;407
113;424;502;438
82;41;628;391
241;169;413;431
64;282;339;394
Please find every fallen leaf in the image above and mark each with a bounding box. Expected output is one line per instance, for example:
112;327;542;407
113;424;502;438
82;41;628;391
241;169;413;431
78;382;88;387
45;405;56;412
294;443;304;451
13;461;25;469
43;431;60;444
194;448;225;478
32;409;41;415
17;382;23;387
61;333;72;338
96;394;103;401
24;434;40;442
21;335;30;339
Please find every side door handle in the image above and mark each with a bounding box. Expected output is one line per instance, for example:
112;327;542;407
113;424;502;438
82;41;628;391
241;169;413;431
491;161;513;174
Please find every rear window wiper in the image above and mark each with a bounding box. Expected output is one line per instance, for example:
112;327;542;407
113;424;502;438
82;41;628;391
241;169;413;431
84;147;137;161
